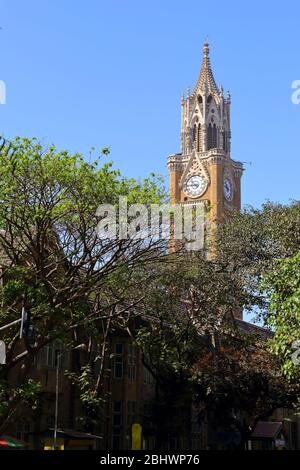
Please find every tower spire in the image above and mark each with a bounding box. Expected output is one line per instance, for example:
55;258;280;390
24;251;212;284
193;42;218;96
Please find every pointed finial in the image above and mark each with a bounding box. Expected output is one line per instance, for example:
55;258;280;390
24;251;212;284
220;84;224;96
227;91;231;103
187;87;190;97
181;91;185;105
203;41;209;58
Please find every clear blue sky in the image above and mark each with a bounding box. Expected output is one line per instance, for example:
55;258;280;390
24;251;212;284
0;0;299;208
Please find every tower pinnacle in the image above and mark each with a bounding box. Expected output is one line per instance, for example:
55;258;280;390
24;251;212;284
193;41;218;96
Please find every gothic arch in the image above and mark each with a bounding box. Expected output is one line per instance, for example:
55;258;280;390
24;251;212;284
207;123;218;150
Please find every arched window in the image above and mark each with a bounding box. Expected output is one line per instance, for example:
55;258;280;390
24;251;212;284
207;123;213;150
192;124;197;143
207;95;212;104
45;339;66;369
212;124;217;148
198;95;203;113
207;123;218;150
197;124;202;152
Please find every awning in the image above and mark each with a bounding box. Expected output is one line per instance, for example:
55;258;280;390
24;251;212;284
31;428;103;440
250;421;283;440
0;435;27;448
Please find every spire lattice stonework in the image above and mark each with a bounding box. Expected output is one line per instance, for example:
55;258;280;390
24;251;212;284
179;41;231;156
167;42;243;226
193;42;218;96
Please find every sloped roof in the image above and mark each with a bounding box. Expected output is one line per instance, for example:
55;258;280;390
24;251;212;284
193;42;219;96
251;421;282;439
235;318;272;340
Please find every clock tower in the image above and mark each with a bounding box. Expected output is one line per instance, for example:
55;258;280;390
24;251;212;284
168;42;243;230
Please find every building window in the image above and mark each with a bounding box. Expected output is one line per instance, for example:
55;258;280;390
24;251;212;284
207;123;212;150
112;400;123;450
143;364;155;386
45;340;66;369
113;401;122;426
16;419;31;443
212;123;217;148
127;401;137;426
113;343;124;379
128;345;137;381
207;123;218;150
112;429;121;450
166;436;178;450
192;124;197;143
197;124;201;152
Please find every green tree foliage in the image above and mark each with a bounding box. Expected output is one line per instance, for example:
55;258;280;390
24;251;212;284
264;252;300;379
132;202;300;448
0;137;167;430
215;202;300;321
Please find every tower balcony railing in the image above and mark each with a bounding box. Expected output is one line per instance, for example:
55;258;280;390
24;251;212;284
168;147;227;165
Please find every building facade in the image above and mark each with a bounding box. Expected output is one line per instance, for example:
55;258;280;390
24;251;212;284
2;42;300;451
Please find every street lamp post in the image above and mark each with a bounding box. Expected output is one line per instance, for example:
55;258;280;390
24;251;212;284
0;307;31;366
53;351;63;450
0;313;26;365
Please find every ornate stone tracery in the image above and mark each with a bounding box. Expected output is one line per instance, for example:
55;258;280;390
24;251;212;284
168;42;243;223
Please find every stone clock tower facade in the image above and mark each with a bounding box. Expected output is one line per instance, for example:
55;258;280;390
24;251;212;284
168;42;243;227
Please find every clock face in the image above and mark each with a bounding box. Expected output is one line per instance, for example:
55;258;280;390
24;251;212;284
184;174;207;198
224;178;233;201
